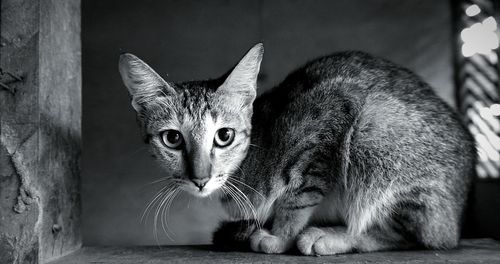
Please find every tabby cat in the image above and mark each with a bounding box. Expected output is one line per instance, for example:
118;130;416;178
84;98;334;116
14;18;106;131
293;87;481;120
118;44;475;255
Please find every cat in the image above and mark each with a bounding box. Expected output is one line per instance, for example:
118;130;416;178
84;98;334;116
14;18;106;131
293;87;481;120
118;43;475;255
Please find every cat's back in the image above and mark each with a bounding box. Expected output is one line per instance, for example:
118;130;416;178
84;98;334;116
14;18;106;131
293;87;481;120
267;51;440;106
255;50;474;194
257;51;466;138
301;51;473;162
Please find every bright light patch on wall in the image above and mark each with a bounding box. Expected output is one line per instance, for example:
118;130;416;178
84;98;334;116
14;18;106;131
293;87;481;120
480;106;492;119
461;16;499;57
476;133;500;161
466;4;481;17
483;16;498;30
477;146;489;162
479;104;500;118
459;0;500;179
485;50;499;64
490;104;500;116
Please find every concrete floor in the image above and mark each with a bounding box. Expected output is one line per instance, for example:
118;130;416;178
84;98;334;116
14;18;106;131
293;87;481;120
48;239;500;264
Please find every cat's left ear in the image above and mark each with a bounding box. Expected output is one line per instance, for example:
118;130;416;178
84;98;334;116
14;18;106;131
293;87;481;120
217;43;264;107
118;53;176;111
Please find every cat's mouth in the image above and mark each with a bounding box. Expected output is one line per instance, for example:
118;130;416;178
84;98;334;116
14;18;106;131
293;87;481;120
184;178;220;198
191;187;212;197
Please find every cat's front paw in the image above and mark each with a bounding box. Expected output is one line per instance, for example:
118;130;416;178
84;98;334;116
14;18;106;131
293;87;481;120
249;229;289;254
297;226;352;256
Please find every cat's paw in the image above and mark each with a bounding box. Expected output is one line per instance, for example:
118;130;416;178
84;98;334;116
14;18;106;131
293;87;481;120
249;229;287;254
297;227;352;256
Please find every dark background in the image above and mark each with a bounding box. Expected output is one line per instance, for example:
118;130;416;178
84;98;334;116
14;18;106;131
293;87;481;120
82;0;498;245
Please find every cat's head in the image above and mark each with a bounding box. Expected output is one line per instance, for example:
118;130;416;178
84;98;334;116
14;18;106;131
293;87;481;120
118;44;263;197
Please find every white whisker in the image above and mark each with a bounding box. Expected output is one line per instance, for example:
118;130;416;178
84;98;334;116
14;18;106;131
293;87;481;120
249;143;267;151
227;176;265;199
224;185;247;220
154;188;177;243
226;181;261;229
141;178;185;245
141;183;175;223
143;176;173;186
161;188;180;241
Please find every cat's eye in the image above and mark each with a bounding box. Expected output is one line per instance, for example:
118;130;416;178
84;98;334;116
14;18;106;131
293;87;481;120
161;130;184;149
214;128;235;148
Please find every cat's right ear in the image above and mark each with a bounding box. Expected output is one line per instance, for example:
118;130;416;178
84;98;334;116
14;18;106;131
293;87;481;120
118;53;176;111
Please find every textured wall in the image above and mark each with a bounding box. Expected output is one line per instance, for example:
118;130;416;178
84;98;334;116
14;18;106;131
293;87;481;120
0;0;81;263
82;0;454;245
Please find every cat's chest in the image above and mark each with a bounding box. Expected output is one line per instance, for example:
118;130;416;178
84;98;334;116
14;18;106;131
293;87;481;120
309;190;344;226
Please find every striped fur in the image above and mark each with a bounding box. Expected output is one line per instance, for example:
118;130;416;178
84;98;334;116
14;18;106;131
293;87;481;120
119;44;475;255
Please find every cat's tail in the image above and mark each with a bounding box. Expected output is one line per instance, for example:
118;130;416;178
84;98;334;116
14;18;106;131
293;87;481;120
212;220;258;251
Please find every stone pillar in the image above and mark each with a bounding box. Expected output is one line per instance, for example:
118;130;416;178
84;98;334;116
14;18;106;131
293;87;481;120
0;0;81;263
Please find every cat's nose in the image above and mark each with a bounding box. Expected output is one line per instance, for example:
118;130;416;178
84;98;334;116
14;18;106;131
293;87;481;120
191;177;209;191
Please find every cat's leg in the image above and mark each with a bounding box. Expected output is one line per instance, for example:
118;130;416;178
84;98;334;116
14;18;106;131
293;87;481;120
249;185;325;254
250;206;316;253
296;193;423;255
297;226;350;255
392;197;461;249
296;225;409;255
297;194;461;255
